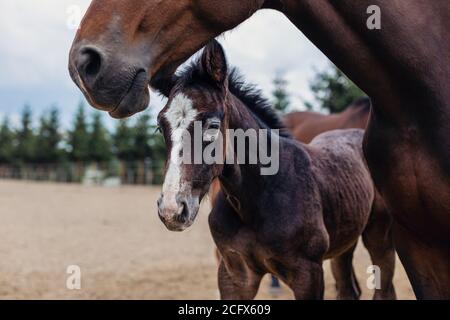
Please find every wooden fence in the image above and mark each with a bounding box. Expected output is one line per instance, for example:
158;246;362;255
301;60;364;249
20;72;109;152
0;160;165;185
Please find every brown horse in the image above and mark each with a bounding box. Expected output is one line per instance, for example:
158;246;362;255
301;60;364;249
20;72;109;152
156;41;396;300
284;97;370;143
69;1;450;298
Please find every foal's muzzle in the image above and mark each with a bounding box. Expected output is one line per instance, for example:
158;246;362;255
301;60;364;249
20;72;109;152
157;193;199;232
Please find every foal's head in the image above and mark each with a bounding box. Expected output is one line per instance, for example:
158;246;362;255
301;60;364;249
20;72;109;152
157;40;288;231
156;40;230;231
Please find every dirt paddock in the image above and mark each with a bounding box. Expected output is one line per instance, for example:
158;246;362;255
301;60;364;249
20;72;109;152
0;180;414;299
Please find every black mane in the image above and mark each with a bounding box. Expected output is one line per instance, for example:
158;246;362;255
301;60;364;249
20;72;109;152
177;62;291;138
227;69;291;138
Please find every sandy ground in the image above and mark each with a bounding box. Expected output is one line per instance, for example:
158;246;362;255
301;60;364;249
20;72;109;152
0;180;415;299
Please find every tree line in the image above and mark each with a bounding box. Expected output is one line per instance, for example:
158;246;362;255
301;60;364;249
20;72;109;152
0;103;165;170
0;65;363;183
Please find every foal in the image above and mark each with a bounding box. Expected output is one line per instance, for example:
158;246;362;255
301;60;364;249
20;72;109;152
157;41;396;300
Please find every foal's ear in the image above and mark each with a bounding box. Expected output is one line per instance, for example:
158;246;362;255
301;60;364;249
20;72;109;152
201;39;228;86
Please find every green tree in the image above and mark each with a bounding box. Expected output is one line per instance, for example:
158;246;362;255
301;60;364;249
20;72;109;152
308;64;365;113
113;119;134;161
132;113;153;160
88;112;112;162
149;126;167;183
15;105;36;163
0;117;15;164
271;74;291;113
35;107;62;163
145;114;167;184
68;102;90;162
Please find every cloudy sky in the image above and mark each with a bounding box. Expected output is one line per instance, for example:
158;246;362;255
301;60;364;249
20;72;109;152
0;0;331;128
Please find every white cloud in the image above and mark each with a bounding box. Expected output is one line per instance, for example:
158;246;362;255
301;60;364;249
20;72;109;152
220;10;330;110
0;0;90;88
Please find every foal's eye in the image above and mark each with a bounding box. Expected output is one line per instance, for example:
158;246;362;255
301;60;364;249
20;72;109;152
208;122;220;130
203;119;221;142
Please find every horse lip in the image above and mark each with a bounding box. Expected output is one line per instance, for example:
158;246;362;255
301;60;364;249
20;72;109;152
69;61;125;113
160;204;199;232
109;70;149;118
164;224;188;232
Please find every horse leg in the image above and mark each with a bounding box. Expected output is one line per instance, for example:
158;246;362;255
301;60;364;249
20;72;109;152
393;223;450;299
287;259;324;300
330;243;361;300
362;195;396;300
217;260;263;300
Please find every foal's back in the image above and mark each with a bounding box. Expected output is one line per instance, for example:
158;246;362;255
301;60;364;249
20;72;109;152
307;129;374;257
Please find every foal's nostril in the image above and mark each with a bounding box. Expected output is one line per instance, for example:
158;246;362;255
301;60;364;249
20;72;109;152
76;47;103;85
179;201;189;222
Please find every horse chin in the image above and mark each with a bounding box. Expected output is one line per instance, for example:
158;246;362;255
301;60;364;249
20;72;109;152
108;71;150;119
162;223;189;232
167;221;194;232
162;206;199;232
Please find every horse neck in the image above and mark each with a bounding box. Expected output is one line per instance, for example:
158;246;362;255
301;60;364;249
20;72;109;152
218;94;290;222
278;1;448;122
222;93;270;177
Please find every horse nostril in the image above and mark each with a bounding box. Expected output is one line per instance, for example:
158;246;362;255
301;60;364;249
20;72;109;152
179;201;189;222
77;47;103;85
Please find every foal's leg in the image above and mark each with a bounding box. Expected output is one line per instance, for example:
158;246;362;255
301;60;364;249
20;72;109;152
287;259;324;300
218;260;263;300
362;195;396;300
331;243;361;300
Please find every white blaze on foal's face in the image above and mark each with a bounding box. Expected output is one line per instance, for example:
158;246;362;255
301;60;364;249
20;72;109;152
162;93;198;201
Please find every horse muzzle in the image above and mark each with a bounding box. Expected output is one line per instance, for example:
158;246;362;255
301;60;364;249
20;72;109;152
157;193;200;232
68;44;150;119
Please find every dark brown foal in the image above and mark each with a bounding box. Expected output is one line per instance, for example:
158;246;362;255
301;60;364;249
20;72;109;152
156;41;396;300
